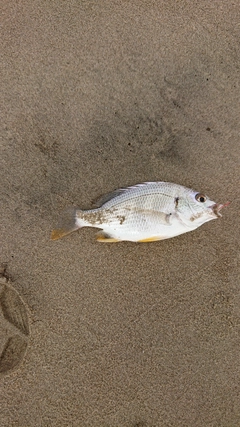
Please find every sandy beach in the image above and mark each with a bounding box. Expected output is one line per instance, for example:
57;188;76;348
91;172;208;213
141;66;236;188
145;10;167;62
1;1;239;425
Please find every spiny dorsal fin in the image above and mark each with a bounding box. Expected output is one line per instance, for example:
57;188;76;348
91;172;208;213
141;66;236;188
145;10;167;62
93;183;156;208
93;189;125;207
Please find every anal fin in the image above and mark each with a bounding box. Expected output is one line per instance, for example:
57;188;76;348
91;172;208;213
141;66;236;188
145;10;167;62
96;231;120;243
138;236;162;242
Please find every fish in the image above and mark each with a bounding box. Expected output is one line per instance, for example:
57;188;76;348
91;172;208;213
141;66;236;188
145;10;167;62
51;182;229;243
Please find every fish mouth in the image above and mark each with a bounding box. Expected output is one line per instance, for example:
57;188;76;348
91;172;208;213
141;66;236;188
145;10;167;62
211;201;230;217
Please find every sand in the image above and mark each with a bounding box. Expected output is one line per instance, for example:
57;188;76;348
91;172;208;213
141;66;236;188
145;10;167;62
0;1;239;426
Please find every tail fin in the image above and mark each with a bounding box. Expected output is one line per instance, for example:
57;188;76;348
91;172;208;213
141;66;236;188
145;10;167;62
51;207;81;240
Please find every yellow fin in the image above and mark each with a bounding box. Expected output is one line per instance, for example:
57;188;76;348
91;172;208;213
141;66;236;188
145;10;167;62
51;228;73;240
96;232;120;243
137;236;162;242
51;207;80;240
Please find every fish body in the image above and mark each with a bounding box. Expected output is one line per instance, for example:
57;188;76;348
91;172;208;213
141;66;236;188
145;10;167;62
51;182;228;242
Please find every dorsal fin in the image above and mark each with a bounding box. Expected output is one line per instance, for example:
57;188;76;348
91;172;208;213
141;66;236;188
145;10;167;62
93;188;128;207
93;183;156;208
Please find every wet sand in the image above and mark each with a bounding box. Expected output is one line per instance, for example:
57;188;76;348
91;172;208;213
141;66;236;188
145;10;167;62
1;1;239;426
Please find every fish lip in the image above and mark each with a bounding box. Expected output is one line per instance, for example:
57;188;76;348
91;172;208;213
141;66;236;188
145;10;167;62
211;202;230;218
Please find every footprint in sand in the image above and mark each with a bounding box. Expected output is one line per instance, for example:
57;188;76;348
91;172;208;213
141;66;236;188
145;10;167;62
0;271;30;376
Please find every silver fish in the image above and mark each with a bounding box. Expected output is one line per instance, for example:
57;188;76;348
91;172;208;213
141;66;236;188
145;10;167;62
51;182;229;242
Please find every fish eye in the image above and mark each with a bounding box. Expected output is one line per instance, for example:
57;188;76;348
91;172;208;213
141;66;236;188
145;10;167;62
195;193;206;203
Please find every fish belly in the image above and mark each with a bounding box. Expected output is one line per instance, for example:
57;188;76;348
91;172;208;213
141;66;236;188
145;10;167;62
86;207;189;242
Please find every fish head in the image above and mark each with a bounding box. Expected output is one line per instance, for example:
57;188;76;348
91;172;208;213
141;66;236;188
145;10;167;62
177;189;230;227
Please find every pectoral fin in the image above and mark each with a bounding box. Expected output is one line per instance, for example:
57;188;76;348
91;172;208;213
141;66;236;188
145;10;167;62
135;209;172;225
96;231;120;242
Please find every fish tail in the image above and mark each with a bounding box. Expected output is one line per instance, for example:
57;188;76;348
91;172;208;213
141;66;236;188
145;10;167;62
51;207;83;240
